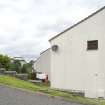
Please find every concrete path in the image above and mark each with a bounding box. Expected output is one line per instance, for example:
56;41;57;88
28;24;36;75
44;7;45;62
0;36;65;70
0;85;82;105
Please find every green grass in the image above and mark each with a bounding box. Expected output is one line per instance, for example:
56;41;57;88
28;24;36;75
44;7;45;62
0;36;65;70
0;75;104;105
0;75;42;91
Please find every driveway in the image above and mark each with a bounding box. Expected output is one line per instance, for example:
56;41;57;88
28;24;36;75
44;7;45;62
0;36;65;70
0;85;82;105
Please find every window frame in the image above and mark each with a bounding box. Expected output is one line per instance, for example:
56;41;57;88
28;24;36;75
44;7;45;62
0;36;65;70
87;40;98;50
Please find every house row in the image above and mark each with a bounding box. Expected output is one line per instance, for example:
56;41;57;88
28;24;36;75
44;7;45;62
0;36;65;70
11;57;26;66
34;6;105;98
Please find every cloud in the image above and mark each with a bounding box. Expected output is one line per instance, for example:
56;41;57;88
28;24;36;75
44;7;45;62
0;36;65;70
0;0;104;61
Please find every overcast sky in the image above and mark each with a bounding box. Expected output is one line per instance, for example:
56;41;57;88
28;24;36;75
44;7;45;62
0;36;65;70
0;0;105;61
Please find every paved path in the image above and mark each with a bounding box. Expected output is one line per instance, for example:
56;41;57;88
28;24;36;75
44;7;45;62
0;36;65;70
0;85;82;105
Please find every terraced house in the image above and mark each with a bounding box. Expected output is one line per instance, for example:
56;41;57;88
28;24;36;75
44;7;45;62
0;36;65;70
49;6;105;98
34;48;51;81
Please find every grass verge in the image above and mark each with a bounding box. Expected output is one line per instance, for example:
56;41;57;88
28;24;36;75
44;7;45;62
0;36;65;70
0;75;104;105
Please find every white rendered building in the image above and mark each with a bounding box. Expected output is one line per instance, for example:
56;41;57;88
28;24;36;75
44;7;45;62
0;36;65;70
49;6;105;98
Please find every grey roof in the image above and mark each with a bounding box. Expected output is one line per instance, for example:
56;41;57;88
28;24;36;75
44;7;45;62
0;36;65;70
49;6;105;41
40;48;51;55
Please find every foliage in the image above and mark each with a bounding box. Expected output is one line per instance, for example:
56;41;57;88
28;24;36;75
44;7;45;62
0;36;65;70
21;64;28;73
21;63;32;72
0;54;33;74
29;60;34;65
0;54;11;70
9;59;33;74
21;63;33;79
28;73;32;79
9;60;22;73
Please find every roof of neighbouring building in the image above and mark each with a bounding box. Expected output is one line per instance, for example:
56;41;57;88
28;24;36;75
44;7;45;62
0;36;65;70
40;48;51;55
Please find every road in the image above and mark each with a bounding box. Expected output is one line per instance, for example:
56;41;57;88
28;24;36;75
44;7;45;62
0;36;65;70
0;85;82;105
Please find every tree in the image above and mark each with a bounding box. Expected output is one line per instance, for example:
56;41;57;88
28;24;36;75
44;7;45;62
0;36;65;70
0;54;11;70
21;63;32;74
29;60;34;66
21;64;28;73
9;60;22;73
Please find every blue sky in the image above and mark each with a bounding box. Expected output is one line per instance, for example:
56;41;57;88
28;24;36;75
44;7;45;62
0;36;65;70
0;0;105;61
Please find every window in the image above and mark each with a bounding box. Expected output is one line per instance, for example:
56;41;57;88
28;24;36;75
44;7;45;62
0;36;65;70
87;40;98;50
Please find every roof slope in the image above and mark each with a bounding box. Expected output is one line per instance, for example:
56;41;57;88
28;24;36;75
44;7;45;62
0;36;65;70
49;6;105;41
40;48;50;55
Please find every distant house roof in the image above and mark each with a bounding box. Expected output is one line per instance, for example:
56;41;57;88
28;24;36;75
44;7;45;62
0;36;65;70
40;48;51;55
14;57;23;59
13;57;26;62
49;6;105;41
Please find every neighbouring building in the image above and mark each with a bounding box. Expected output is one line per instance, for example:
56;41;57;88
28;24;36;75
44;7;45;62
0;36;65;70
49;6;105;98
12;57;26;66
34;48;51;81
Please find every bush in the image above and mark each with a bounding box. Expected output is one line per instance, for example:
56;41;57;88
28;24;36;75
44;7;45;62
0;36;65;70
9;60;22;73
28;73;36;80
0;55;11;70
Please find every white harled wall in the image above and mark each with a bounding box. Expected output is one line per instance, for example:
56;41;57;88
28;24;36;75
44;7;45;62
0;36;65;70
34;49;51;80
50;9;105;98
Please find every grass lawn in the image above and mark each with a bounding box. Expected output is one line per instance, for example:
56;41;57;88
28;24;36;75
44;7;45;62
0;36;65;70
0;75;105;105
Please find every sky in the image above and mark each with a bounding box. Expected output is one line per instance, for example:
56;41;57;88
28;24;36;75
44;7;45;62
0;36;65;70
0;0;105;61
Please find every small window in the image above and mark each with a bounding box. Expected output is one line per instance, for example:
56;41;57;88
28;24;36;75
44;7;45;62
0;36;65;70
87;40;98;50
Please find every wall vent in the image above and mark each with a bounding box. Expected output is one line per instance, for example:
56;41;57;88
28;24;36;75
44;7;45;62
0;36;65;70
52;45;58;51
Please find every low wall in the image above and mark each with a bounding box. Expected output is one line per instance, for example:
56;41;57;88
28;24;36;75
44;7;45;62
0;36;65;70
0;68;28;81
4;71;17;77
0;68;5;75
16;74;28;80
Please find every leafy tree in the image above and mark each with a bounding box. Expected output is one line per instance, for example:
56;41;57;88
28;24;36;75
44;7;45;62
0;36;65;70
21;62;33;79
29;60;34;66
9;60;22;73
22;63;32;73
21;64;28;73
0;54;11;70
